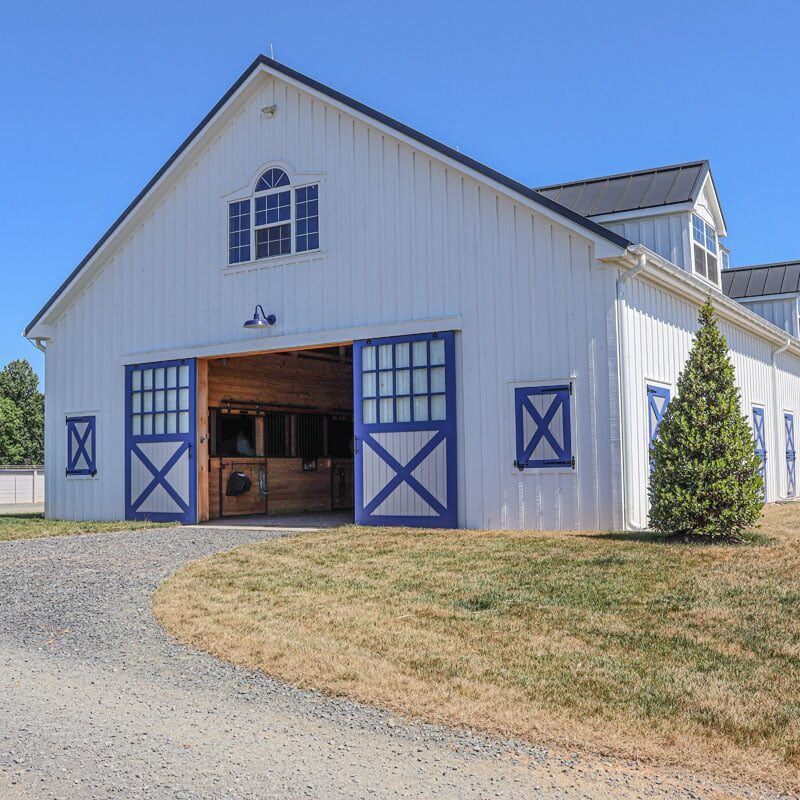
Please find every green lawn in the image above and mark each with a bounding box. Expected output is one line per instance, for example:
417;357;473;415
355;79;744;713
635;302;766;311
155;503;800;792
0;513;168;541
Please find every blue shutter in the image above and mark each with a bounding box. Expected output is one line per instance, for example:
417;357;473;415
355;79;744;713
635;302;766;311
785;412;796;497
647;385;671;472
66;416;96;476
514;385;573;469
752;406;767;496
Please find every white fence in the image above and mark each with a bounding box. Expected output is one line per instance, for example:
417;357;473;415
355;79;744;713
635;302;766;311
0;466;45;505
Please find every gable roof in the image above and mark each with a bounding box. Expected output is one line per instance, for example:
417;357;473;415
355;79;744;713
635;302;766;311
535;160;709;218
25;55;629;337
722;262;800;299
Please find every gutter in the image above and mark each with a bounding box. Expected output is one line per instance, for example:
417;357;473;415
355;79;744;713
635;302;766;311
615;250;648;531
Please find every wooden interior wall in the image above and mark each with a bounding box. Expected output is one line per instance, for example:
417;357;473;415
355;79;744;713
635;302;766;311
202;350;353;519
207;351;353;412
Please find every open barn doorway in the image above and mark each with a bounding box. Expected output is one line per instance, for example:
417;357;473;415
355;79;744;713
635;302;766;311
197;345;354;525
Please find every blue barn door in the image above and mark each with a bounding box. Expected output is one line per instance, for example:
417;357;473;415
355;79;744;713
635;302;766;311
785;412;796;497
647;384;671;472
752;406;767;497
125;359;196;524
354;332;457;528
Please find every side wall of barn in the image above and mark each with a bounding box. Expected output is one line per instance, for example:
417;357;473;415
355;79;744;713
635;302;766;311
620;272;800;528
41;68;624;530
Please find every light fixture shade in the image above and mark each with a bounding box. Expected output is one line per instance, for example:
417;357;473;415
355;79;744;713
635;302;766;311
243;305;276;329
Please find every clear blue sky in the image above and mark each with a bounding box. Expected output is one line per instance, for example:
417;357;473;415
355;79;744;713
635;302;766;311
2;0;799;384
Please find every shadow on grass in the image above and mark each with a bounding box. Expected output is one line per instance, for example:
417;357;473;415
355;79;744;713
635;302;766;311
582;529;770;547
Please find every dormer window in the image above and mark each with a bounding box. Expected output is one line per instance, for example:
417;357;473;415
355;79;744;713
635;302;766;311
228;168;319;266
721;250;730;271
692;214;718;284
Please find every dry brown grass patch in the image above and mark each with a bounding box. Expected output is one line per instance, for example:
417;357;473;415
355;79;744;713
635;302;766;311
153;504;800;792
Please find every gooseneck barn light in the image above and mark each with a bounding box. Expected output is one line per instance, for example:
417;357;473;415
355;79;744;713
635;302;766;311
243;305;277;329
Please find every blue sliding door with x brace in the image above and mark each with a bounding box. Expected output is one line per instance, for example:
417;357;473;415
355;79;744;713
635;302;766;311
125;359;196;524
354;332;457;528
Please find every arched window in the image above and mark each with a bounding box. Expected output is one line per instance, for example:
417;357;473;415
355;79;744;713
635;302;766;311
228;167;319;265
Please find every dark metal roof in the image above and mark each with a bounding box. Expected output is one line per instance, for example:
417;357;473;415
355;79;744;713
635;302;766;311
722;262;800;299
25;56;629;336
535;161;709;217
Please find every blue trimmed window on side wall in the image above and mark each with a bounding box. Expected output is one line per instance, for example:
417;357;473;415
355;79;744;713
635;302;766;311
228;200;251;264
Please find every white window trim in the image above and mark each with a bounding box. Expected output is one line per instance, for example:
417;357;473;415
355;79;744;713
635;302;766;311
691;213;720;287
225;165;324;269
507;376;578;476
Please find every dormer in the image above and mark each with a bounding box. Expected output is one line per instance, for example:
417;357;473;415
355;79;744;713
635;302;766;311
536;161;727;289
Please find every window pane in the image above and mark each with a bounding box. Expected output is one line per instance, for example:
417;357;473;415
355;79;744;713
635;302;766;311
431;394;446;420
166;389;177;411
721;251;730;270
166;412;177;434
396;397;411;422
361;346;376;371
154;368;165;389
166;366;177;387
178;388;189;410
430;338;445;365
179;365;189;386
693;244;707;278
143;415;153;435
256;224;291;258
413;397;428;421
395;370;410;395
228;200;251;264
413;368;428;394
131;392;141;413
131;370;141;390
395;342;410;368
362;372;376;397
412;340;427;366
256;168;290;192
430;367;446;393
380;398;394;423
705;223;717;254
178;412;189;433
142;369;153;390
154;391;165;412
132;414;141;435
379;371;393;396
295;184;320;253
142;392;153;412
692;214;705;244
154;414;165;435
362;398;377;424
707;254;718;284
379;344;393;369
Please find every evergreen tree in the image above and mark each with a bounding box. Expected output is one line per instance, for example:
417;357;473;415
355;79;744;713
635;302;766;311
649;300;763;540
0;359;44;464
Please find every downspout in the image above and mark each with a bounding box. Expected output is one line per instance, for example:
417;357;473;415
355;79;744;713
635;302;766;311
616;251;648;531
771;334;791;500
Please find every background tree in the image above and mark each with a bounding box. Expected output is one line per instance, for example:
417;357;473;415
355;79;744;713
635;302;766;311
0;396;26;464
649;300;763;540
0;359;44;464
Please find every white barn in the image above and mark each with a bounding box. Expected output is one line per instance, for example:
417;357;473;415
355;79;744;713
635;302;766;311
24;56;800;531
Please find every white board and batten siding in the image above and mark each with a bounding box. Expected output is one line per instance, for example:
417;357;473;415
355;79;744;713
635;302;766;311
41;67;624;530
604;214;691;273
736;298;799;338
621;275;800;528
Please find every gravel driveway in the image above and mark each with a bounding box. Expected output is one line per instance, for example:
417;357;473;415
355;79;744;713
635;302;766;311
0;527;783;800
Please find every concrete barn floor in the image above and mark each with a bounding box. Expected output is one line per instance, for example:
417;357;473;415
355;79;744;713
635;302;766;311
0;527;780;800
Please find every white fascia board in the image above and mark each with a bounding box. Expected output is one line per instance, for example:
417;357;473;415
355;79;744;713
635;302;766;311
33;69;267;331
606;245;799;353
121;315;463;364
694;173;727;237
587;203;695;225
258;64;628;255
24;323;55;341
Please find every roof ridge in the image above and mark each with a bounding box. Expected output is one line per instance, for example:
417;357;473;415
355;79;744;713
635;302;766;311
726;261;800;271
535;159;709;191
